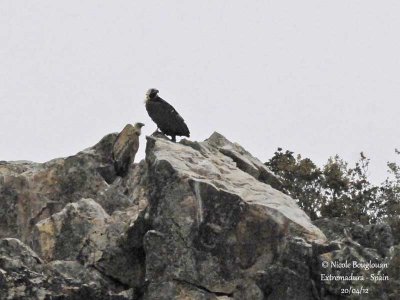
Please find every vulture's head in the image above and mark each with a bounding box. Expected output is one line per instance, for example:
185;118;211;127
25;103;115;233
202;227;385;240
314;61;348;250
134;122;145;128
146;88;159;101
134;122;145;135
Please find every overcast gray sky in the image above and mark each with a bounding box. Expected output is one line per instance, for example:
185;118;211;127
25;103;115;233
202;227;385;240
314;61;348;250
1;1;400;182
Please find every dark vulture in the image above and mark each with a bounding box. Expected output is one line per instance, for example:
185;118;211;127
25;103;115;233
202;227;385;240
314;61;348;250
112;122;144;176
145;88;190;142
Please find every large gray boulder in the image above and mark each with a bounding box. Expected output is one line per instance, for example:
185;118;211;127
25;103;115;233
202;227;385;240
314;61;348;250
0;132;146;244
0;134;116;243
32;198;110;261
0;238;130;299
140;134;326;298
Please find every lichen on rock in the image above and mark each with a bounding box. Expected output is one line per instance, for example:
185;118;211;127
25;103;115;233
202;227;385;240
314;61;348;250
0;129;398;299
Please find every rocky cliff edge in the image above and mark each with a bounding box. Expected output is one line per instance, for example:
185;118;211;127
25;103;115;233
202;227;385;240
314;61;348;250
0;130;398;299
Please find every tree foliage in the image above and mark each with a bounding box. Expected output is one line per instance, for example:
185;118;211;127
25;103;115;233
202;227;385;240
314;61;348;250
378;149;400;243
266;148;397;231
266;148;322;220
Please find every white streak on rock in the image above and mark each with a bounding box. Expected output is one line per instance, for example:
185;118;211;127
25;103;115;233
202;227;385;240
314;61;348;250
193;181;203;224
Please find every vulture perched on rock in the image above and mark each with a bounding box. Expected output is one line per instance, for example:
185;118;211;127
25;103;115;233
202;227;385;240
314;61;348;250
145;88;190;142
112;122;144;176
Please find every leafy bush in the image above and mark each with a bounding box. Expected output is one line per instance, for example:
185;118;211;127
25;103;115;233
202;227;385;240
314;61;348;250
266;148;397;230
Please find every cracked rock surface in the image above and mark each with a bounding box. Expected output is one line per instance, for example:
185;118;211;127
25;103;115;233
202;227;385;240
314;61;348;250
0;129;398;299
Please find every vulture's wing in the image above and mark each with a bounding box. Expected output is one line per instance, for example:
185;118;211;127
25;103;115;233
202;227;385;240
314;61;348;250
147;96;190;137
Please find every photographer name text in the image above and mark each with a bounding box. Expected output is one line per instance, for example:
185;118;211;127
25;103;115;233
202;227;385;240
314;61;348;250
321;260;387;270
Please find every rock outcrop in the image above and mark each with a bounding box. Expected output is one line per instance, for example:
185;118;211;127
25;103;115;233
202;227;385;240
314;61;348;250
142;133;325;298
32;198;110;261
0;129;398;299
